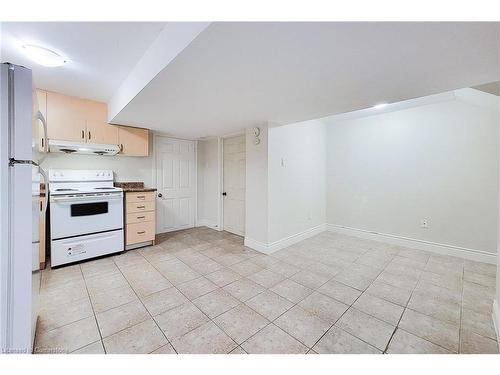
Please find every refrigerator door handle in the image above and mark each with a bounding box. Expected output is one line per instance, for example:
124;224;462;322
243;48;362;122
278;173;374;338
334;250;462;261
36;110;48;153
8;158;39;167
8;160;49;215
38;167;49;215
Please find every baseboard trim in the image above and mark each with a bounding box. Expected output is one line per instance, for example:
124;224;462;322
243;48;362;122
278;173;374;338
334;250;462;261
196;219;221;231
493;300;500;347
327;224;497;264
244;237;271;254
244;224;327;255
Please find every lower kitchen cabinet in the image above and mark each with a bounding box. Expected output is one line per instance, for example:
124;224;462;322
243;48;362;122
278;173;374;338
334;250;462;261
124;191;156;248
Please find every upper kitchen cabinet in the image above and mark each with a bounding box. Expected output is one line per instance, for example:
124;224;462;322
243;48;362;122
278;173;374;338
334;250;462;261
84;100;119;145
46;91;87;142
37;89;149;155
118;126;149;156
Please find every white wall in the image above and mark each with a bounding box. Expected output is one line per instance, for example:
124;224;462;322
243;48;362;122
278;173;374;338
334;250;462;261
268;120;326;243
245;124;269;245
40;153;154;185
326;97;500;255
197;138;220;229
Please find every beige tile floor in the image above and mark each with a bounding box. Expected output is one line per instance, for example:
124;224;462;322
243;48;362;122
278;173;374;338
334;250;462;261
34;227;499;354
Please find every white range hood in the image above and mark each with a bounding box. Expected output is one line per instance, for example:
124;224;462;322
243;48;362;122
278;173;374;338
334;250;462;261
48;140;120;156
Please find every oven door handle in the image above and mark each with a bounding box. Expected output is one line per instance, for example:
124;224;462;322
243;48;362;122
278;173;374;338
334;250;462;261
50;194;123;203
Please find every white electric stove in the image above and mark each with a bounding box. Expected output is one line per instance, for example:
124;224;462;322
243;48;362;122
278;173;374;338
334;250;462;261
48;169;124;267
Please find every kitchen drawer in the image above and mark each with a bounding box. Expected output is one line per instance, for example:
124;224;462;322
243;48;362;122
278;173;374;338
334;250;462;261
126;201;155;213
126;221;155;244
126;191;155;203
126;211;155;224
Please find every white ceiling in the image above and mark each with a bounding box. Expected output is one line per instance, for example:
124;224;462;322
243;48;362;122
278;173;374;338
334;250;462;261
1;22;165;101
1;22;499;138
112;22;500;138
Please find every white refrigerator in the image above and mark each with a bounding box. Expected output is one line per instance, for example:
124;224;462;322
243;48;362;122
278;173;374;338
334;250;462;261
0;62;48;354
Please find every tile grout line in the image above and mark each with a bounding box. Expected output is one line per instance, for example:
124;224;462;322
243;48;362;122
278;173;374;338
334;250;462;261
75;263;107;354
245;243;404;351
111;251;180;354
305;248;392;353
390;255;466;354
80;238;213;353
381;252;431;354
235;246;383;352
141;244;225;353
458;263;465;353
178;234;265;352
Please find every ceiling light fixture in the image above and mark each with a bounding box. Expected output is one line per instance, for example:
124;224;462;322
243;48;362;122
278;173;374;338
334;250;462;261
373;103;388;109
22;44;67;67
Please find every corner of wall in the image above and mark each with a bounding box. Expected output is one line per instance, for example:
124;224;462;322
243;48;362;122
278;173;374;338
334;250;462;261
244;123;269;245
245;223;327;255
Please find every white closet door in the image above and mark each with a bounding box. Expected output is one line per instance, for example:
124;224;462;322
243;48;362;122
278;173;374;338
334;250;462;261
156;136;196;233
223;135;246;236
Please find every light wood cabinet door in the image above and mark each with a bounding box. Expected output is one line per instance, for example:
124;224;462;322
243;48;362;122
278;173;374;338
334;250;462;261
118;126;149;156
84;100;119;145
46;91;87;142
126;201;155;213
86;120;119;145
126;221;155;244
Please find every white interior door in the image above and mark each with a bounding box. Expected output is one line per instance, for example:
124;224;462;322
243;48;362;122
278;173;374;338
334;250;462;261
223;135;246;236
156;136;196;233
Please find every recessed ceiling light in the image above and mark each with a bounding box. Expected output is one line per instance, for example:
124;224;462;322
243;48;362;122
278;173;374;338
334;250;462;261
22;44;67;67
373;103;388;109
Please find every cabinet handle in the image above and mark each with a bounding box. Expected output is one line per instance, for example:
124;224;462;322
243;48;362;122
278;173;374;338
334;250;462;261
81;130;85;139
41;138;44;148
137;205;145;209
136;216;145;219
137;231;146;235
120;144;124;152
137;196;145;199
88;131;91;140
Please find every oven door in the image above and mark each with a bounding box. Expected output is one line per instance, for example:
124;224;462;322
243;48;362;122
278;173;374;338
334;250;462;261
50;193;123;239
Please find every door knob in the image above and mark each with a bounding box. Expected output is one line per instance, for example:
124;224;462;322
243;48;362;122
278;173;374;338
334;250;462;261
222;192;227;196
157;193;163;198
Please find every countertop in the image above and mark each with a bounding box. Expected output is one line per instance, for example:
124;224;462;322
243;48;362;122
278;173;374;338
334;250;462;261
114;182;157;193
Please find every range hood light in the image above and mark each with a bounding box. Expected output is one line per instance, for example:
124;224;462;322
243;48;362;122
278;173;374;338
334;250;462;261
48;140;120;156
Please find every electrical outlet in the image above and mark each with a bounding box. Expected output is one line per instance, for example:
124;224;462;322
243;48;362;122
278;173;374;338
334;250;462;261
420;219;429;229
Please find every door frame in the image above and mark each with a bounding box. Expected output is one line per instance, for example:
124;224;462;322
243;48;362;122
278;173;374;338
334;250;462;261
153;134;198;234
220;132;246;236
